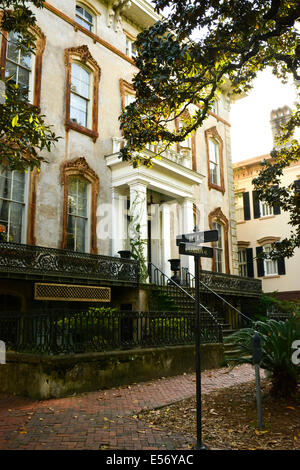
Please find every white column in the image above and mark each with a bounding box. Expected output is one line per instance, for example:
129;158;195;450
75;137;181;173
180;197;195;276
111;188;127;256
128;181;148;266
161;203;171;277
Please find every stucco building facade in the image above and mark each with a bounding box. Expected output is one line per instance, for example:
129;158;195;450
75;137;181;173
0;0;257;314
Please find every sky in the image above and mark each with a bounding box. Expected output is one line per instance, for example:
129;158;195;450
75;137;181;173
230;68;298;163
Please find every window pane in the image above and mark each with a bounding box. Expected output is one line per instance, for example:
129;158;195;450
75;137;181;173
75;217;86;252
12;172;25;202
9;202;23;243
0;169;12;200
75;5;94;31
71;63;90;98
6;33;19;62
70;94;88;127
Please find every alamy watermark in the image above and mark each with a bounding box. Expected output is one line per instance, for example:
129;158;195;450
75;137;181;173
0;341;6;365
291;340;300;365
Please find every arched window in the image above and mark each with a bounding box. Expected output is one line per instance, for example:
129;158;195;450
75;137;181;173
61;157;99;254
209;207;230;274
65;46;101;141
205;127;225;193
70;63;91;128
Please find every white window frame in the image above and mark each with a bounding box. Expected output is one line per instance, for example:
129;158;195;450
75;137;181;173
238;248;248;277
0;168;29;244
259;200;273;218
179;121;192;149
209;139;220;186
263;244;278;276
125;37;137;59
75;3;95;32
70;62;92;129
67;176;91;253
5;31;35;103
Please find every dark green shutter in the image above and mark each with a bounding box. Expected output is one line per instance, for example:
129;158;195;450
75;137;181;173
256;246;264;277
252;191;260;219
246;248;254;277
243;192;251;220
277;258;286;275
273;204;281;215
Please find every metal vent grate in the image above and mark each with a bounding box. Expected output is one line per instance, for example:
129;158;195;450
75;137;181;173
34;283;111;302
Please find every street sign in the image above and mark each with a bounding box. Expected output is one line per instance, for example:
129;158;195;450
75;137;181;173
179;243;213;257
176;229;218;246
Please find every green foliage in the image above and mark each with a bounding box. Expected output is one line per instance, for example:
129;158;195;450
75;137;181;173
119;0;299;166
0;82;59;170
259;293;300;316
0;0;59;171
119;0;299;258
148;289;178;311
225;315;300;397
128;193;148;283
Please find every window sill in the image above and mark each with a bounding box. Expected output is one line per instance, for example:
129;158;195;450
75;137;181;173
237;220;246;225
65;120;98;142
259;215;275;221
208;182;225;194
263;275;280;279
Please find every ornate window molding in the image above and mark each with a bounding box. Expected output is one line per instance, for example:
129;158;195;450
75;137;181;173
61;157;99;254
119;78;135;109
205;126;225;193
257;236;280;246
174;111;197;171
208;207;230;274
64;45;101;141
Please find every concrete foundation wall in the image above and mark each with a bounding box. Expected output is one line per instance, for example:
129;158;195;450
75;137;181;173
0;343;223;399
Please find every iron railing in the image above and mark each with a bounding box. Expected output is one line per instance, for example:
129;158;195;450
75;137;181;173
148;262;223;340
182;269;253;330
0;308;221;355
0;241;139;285
182;267;262;298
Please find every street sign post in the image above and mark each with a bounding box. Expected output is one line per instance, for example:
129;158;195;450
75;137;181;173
179;243;213;258
176;229;218;246
177;229;217;450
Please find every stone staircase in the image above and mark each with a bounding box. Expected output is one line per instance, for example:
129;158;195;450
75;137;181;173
151;284;241;361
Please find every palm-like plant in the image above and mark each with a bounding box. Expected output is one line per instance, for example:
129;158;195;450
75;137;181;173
225;315;300;398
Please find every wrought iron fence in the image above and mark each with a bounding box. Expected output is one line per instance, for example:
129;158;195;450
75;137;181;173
0;308;222;355
182;267;262;297
0;241;139;284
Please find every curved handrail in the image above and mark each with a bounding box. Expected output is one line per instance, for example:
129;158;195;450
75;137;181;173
182;269;253;325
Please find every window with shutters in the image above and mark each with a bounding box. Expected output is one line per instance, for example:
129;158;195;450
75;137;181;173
263;244;278;276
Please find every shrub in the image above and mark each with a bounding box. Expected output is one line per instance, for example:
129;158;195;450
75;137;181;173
225;314;300;398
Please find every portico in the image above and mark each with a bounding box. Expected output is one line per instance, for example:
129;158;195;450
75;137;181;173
106;143;204;279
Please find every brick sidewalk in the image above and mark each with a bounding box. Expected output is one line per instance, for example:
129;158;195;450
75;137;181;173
0;364;256;450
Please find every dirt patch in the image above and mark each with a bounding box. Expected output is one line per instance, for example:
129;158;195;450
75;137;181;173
140;379;300;450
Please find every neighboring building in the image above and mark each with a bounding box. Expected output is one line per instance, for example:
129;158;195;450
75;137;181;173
234;106;300;301
0;0;260;315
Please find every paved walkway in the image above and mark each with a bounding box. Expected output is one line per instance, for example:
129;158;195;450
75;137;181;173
0;364;255;450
